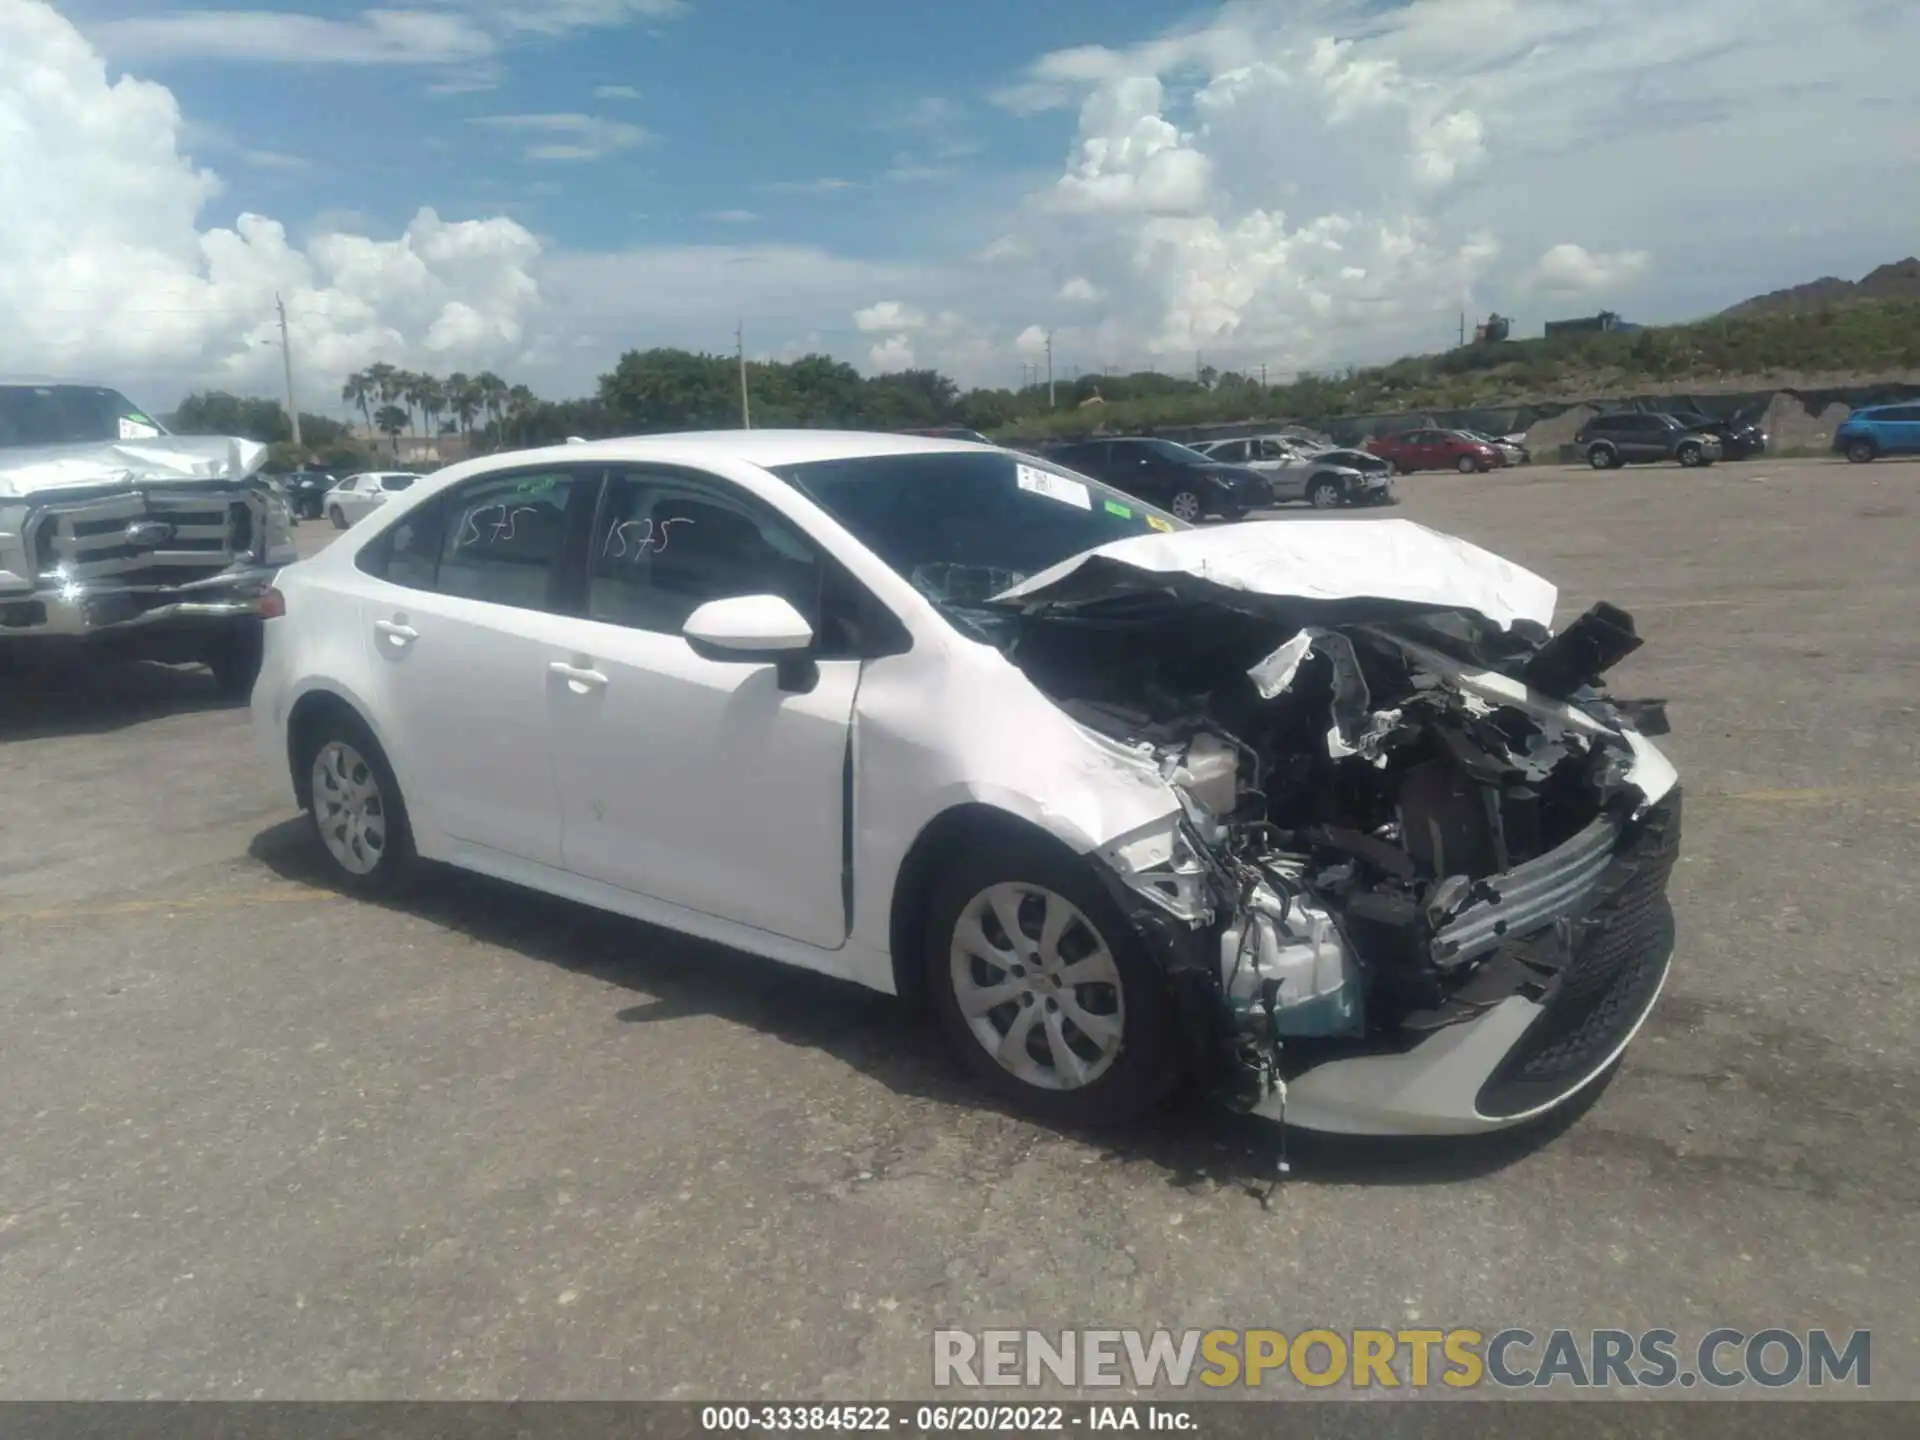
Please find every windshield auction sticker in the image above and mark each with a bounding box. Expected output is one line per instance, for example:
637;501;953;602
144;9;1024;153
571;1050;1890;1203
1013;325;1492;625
1016;464;1092;511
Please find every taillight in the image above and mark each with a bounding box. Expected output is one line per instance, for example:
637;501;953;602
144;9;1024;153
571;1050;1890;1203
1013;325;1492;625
260;587;286;619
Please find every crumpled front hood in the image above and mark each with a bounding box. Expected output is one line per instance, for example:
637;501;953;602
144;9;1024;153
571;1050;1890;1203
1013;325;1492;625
992;518;1559;633
0;437;269;499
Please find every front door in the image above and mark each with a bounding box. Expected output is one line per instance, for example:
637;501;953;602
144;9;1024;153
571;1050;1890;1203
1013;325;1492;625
358;466;593;867
547;468;860;950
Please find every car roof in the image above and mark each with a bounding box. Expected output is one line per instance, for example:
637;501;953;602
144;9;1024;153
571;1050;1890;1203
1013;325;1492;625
508;429;990;470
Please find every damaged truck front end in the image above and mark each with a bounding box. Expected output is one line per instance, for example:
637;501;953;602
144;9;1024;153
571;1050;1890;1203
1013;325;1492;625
992;521;1681;1136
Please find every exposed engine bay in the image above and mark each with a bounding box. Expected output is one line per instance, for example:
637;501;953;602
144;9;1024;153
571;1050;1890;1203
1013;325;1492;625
992;577;1674;1120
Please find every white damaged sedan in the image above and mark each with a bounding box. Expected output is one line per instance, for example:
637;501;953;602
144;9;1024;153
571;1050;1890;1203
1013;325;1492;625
253;432;1680;1136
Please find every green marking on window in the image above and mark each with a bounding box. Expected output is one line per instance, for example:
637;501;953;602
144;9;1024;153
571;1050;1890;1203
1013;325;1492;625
1104;499;1133;518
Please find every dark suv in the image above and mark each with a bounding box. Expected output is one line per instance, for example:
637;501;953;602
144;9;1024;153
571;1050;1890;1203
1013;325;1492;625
1575;412;1723;470
1043;437;1270;521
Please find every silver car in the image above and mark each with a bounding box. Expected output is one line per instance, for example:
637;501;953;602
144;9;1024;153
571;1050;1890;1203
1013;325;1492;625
325;471;424;529
1196;435;1395;508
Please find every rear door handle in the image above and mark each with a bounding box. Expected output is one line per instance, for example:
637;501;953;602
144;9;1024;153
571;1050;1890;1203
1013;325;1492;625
374;619;419;644
548;661;609;693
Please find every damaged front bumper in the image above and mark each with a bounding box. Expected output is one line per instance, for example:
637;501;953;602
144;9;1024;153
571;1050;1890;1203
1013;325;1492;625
0;561;287;640
1261;788;1681;1135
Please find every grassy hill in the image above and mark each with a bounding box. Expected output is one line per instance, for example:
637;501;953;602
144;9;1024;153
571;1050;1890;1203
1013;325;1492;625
1001;294;1920;441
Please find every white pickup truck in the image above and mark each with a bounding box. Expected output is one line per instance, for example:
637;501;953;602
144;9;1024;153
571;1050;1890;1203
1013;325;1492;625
0;381;297;695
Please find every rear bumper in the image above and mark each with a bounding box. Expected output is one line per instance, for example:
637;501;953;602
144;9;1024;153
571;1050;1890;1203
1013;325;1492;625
1265;788;1683;1135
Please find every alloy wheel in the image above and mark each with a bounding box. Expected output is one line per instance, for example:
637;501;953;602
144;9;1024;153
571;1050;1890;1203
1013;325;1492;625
311;740;388;876
948;882;1126;1092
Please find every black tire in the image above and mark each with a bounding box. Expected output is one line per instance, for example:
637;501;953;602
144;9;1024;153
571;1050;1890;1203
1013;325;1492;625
205;621;264;698
328;505;347;529
1167;488;1204;523
924;831;1179;1127
295;709;419;897
1307;476;1344;509
1845;439;1877;464
1456;454;1478;474
1587;444;1619;471
1676;442;1704;468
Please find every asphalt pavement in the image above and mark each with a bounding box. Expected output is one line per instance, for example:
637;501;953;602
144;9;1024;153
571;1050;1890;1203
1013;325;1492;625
1;456;1915;1398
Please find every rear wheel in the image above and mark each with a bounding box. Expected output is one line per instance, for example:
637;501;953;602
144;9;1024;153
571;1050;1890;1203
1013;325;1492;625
1307;476;1345;509
298;711;418;896
926;834;1178;1126
1845;438;1877;464
1168;488;1204;523
328;505;347;529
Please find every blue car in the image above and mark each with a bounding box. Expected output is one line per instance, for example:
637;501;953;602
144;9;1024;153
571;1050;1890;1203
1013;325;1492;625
1834;402;1920;463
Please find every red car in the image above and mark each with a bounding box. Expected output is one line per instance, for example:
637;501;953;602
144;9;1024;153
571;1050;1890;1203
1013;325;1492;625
1365;428;1506;474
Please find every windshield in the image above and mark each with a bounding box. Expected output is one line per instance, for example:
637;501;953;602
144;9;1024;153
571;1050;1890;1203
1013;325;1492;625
770;450;1187;635
0;385;166;448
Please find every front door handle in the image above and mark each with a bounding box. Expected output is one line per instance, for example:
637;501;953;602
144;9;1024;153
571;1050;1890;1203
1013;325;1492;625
548;660;609;694
374;619;419;645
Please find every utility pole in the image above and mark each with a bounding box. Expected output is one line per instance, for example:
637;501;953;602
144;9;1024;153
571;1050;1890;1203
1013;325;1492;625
276;292;302;451
1260;363;1268;388
736;321;751;429
1045;331;1055;409
1459;311;1466;347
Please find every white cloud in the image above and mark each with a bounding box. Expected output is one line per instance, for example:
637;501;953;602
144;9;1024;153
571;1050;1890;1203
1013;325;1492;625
853;302;928;333
594;84;642;100
764;177;860;195
1058;277;1103;303
470;113;652;161
1525;243;1652;296
88;1;688;66
90;7;499;65
704;209;759;224
0;0;541;400
868;334;916;370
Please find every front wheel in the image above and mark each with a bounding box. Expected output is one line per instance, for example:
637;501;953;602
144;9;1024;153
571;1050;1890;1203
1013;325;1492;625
1677;442;1705;468
1307;477;1345;509
1167;489;1204;523
1588;444;1619;470
926;836;1178;1126
1845;439;1877;464
1457;455;1479;474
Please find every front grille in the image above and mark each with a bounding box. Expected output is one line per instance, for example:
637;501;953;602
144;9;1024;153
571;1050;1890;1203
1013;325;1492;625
27;488;259;589
1474;789;1683;1119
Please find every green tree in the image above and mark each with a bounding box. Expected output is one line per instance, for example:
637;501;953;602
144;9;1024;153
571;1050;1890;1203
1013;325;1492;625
373;403;408;456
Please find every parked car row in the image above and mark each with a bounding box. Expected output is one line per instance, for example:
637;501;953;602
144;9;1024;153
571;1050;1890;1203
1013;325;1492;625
1036;433;1395;519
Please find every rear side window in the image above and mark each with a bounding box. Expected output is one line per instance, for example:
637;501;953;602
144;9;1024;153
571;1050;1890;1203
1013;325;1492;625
436;472;578;611
381;475;416;492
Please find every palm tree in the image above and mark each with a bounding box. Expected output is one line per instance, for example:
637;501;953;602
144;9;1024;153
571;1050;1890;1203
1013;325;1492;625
419;375;447;435
373;403;408;459
474;371;509;444
340;370;373;431
446;372;479;436
399;372;428;435
506;383;536;445
366;362;401;421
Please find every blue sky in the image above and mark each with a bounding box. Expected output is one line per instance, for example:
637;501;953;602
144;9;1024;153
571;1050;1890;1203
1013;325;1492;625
6;0;1919;407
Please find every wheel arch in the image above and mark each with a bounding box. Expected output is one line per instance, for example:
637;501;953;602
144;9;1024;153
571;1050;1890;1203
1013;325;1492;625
285;685;392;811
886;802;1092;1010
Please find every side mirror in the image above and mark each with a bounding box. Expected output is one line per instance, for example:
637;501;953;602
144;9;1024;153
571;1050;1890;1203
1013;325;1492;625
682;593;819;691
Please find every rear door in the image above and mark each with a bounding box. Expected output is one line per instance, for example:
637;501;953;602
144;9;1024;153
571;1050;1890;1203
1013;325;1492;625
356;465;600;867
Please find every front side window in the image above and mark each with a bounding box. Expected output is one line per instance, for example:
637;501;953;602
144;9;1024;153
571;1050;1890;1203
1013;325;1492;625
587;470;824;638
435;471;577;610
1211;440;1248;463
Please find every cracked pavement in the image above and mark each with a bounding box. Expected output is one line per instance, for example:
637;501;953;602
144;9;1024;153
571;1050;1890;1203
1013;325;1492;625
1;457;1915;1398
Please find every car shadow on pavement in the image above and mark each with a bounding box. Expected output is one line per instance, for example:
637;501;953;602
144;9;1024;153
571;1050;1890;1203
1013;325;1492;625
0;657;239;740
249;816;1589;1197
